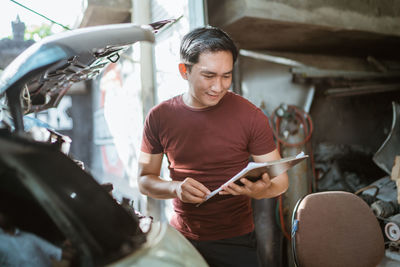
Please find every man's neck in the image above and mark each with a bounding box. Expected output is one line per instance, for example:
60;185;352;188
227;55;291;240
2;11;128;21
182;93;207;109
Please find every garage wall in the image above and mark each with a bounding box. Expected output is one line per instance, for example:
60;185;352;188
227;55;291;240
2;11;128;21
240;56;313;116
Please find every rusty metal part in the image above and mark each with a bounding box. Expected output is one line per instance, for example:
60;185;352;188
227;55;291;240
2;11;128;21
325;83;400;97
371;200;399;218
373;102;400;175
385;214;400;242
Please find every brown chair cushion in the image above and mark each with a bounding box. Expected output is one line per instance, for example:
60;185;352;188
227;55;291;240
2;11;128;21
293;191;384;267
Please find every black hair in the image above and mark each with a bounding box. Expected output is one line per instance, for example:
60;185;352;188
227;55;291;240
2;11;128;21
180;26;238;70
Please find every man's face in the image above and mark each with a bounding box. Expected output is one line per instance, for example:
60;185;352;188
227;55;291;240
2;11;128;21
183;50;233;109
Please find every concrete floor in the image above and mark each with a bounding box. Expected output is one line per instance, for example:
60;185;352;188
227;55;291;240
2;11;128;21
378;250;400;267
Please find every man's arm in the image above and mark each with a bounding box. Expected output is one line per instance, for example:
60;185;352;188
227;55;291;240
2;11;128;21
138;151;210;203
220;149;289;199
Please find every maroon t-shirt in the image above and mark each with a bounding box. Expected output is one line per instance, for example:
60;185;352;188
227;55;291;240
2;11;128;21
141;91;276;240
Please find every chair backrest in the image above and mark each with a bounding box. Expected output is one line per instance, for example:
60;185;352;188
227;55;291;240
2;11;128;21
291;191;385;267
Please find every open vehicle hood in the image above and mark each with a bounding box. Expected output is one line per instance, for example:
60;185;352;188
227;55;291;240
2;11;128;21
0;131;145;266
0;21;172;266
0;23;156;133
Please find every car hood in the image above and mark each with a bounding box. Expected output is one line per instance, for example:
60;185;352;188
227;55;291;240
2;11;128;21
0;20;172;266
0;22;159;133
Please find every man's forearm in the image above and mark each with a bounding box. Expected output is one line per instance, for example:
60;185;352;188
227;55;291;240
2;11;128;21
138;175;180;199
254;173;289;199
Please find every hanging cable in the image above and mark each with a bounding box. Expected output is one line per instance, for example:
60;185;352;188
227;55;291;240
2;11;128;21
270;104;316;240
10;0;71;31
271;104;317;191
21;84;31;114
278;195;291;240
270;105;313;149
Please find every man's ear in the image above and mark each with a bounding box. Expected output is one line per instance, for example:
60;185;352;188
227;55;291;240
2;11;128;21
178;63;188;80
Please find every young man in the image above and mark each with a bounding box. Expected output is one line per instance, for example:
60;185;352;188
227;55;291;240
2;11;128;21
138;26;288;267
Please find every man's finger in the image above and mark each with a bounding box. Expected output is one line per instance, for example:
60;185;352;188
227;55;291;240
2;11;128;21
188;178;211;195
183;193;208;203
260;173;272;188
185;186;209;198
194;184;211;196
219;185;237;195
226;183;248;195
179;178;211;203
261;172;271;182
181;178;210;195
239;178;254;189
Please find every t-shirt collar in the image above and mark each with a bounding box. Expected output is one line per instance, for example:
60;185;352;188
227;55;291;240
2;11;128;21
180;91;230;112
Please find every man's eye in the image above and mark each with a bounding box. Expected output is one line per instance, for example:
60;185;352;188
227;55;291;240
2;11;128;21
223;75;232;79
204;75;214;79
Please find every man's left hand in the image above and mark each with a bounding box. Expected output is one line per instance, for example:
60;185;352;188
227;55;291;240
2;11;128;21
219;172;272;199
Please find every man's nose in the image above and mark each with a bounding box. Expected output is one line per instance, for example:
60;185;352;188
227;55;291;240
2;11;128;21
211;78;224;92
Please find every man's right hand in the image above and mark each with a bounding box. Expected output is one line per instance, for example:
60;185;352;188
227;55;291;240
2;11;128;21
175;178;211;204
138;152;211;202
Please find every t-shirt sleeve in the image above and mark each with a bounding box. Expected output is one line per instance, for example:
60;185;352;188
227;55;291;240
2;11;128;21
248;108;276;155
141;108;164;154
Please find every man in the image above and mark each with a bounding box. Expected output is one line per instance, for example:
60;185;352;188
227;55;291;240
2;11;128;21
138;26;288;267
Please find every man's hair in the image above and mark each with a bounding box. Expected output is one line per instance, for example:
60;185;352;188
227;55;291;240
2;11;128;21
180;26;238;69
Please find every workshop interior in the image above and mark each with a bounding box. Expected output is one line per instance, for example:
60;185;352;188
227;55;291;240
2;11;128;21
0;0;400;266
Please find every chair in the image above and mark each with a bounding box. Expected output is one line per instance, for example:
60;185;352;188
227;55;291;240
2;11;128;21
291;191;385;267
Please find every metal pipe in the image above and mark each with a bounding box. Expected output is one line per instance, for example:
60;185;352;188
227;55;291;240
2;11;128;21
303;86;315;113
325;83;400;97
240;49;305;67
132;0;163;221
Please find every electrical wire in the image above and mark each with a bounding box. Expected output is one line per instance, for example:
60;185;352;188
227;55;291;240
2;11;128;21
278;195;291;240
271;105;317;190
10;0;71;31
270;105;313;148
21;84;31;114
354;185;380;199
